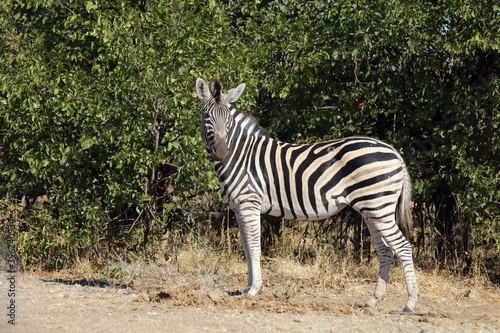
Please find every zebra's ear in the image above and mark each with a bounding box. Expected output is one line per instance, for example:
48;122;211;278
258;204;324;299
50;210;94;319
196;78;211;100
226;83;246;103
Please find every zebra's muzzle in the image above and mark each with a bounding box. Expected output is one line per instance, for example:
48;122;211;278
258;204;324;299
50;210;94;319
212;133;228;161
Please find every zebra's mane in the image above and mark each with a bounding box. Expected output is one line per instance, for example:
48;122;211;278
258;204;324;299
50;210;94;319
232;107;272;138
211;78;222;101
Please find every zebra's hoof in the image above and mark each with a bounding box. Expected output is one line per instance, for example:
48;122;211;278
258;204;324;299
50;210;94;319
244;286;260;296
363;304;376;316
402;306;416;314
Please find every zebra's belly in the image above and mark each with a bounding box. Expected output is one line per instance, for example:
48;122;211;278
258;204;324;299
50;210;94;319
262;196;348;221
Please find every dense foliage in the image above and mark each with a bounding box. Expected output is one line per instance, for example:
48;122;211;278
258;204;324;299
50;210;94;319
1;0;498;272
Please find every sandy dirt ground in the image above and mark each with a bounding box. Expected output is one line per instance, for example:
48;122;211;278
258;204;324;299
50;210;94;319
1;269;499;333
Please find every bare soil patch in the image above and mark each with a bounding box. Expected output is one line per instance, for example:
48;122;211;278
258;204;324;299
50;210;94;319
1;268;499;333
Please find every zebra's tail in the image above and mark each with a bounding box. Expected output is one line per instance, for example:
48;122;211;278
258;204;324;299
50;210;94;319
396;167;414;240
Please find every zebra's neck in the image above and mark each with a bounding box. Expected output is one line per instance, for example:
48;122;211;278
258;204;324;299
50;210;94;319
229;107;270;139
213;107;271;174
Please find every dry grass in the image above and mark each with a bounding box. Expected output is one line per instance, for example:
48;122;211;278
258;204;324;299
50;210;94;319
21;222;498;309
93;241;497;305
13;219;499;333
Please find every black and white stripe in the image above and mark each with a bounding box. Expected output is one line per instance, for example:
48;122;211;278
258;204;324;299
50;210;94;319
196;78;419;313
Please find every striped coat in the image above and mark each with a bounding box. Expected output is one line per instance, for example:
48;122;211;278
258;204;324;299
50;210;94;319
196;78;419;313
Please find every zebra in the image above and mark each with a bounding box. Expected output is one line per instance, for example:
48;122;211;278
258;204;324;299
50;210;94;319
195;77;419;313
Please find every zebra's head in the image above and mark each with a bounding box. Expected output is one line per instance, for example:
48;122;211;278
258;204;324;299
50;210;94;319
196;78;246;162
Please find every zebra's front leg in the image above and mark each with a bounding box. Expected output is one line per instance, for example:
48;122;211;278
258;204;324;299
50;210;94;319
235;203;263;295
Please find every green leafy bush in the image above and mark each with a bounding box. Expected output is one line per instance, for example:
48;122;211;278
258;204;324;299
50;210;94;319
1;0;498;272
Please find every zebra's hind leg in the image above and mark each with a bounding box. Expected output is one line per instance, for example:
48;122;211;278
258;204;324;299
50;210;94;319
364;221;394;312
235;202;263;296
396;237;419;313
364;218;419;313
